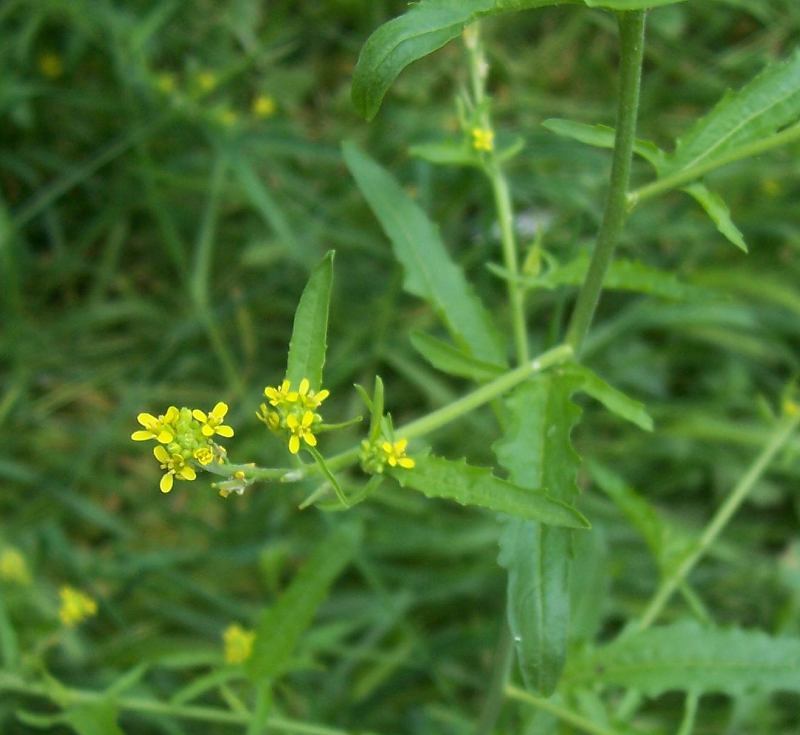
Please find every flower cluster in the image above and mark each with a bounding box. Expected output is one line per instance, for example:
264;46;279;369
471;126;494;152
59;586;97;627
360;436;415;475
223;623;256;664
257;378;329;455
132;403;234;493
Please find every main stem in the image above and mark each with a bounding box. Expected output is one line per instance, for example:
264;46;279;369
565;10;646;354
636;411;800;631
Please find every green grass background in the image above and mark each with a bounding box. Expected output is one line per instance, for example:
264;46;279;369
2;1;800;732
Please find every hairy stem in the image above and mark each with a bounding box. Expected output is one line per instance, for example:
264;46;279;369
565;10;646;354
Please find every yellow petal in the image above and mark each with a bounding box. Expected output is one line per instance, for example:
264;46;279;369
160;473;174;493
137;412;157;427
388;456;397;466
180;466;197;481
381;441;393;454
153;445;170;462
314;389;330;404
286;391;299;402
288;435;300;454
192;409;207;423
286;414;299;429
164;406;179;422
216;425;234;438
201;424;215;437
212;402;228;420
298;378;309;395
398;457;415;468
281;379;291;392
156;429;174;443
265;387;277;399
131;430;153;441
394;438;408;453
304;432;317;447
302;411;314;427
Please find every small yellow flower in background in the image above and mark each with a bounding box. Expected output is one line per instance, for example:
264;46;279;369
193;402;235;438
784;399;799;417
0;547;31;585
252;94;276;119
197;71;217;92
156;73;176;93
215;108;238;127
38;52;64;79
471;127;494;152
381;438;415;469
286;411;317;454
153;446;197;493
223;623;255;664
132;407;179;443
761;179;782;197
59;586;97;627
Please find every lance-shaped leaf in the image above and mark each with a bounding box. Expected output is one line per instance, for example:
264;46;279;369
352;0;687;120
567;620;800;696
494;373;584;695
286;250;334;390
682;182;748;253
343;142;504;364
664;49;800;176
561;363;653;431
390;455;589;529
248;522;361;680
410;331;505;382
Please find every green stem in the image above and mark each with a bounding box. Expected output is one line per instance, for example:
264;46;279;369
237;344;573;482
564;10;646;354
629;121;800;206
474;624;514;735
489;164;529;364
636;412;800;631
0;671;374;735
465;23;528;364
504;685;622;735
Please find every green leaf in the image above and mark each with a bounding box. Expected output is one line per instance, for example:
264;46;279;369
391;455;590;529
682;182;748;253
286;250;334;390
410;331;505;382
542;118;665;169
0;594;18;668
664;49;800;175
63;701;125;735
351;1;579;121
248;522;362;680
568;620;800;696
584;0;687;7
493;373;584;695
508;252;706;301
409;140;480;168
343;142;505;364
562;363;653;431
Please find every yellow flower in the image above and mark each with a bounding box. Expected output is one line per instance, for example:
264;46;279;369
39;52;63;79
471;127;494;152
286;410;317;454
264;379;293;407
381;438;415;469
132;407;179;443
223;623;255;664
193;447;214;466
59;586;97;627
156;73;176;93
153;445;197;493
252;94;276;118
0;548;30;585
197;71;217;92
192;402;234;438
216;108;238;127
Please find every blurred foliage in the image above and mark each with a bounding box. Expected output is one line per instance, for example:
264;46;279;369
1;0;800;733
